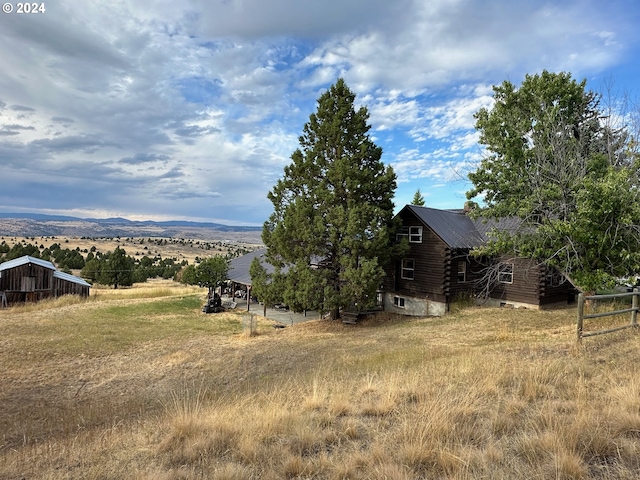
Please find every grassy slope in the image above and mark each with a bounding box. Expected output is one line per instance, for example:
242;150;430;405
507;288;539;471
1;287;639;479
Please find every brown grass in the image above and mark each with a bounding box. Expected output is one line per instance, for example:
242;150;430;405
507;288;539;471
1;235;258;266
1;294;640;479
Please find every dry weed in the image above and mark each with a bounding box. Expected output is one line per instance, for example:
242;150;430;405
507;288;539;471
4;295;640;479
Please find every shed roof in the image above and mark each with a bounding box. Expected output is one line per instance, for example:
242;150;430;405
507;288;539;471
0;255;56;272
228;248;270;286
0;255;91;288
53;270;92;287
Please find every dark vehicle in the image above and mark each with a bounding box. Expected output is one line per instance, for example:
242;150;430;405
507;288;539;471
202;293;223;313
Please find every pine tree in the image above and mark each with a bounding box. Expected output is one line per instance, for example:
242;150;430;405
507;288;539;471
411;189;425;206
262;79;399;319
98;247;134;289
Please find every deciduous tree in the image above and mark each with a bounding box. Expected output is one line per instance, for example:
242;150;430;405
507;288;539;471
178;264;198;286
467;70;640;292
195;256;229;297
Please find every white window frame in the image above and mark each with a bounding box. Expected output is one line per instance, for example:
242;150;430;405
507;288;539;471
409;226;423;243
457;261;466;283
393;296;406;308
396;226;423;243
498;263;513;284
401;258;415;280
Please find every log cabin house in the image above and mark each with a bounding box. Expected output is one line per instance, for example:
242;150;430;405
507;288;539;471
0;255;91;306
383;205;576;316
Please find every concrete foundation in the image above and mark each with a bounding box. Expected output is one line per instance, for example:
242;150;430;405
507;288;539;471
384;292;447;317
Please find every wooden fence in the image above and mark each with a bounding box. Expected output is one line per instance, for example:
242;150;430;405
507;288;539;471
576;289;639;342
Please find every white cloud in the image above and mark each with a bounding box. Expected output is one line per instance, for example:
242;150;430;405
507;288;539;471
0;0;637;223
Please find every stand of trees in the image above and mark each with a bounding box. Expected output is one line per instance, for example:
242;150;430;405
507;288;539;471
0;241;86;272
81;248;187;288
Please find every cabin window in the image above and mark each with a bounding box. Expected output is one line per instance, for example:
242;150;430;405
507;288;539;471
457;261;467;283
393;296;405;308
401;259;415;280
409;226;423;243
498;264;513;284
396;226;423;243
396;226;409;242
546;270;563;287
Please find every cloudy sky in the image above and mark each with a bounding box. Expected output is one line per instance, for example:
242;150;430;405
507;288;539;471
1;0;639;225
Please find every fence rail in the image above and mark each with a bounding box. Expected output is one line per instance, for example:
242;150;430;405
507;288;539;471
576;289;639;342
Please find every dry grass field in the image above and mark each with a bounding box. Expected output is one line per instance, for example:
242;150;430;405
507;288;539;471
1;285;640;479
1;235;261;265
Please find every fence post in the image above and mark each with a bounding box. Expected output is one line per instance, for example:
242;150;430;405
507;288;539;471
632;288;638;327
576;293;585;343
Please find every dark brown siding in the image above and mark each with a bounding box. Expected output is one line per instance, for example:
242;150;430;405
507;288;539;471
54;278;90;298
447;250;483;299
0;263;54;292
488;257;542;305
387;209;449;303
539;267;575;305
1;263;55;304
383;207;575;310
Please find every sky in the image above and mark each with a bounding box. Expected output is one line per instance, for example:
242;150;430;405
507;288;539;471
1;0;639;226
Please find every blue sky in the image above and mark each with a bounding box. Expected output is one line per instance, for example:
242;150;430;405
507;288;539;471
1;0;639;226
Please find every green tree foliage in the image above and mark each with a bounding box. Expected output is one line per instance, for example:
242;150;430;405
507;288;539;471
178;264;198;286
51;247;85;270
2;242;40;261
81;258;101;282
467;70;640;292
249;257;285;315
411;189;425;206
98;247;134;289
132;255;184;282
194;256;229;297
263;78;399;318
0;240;185;286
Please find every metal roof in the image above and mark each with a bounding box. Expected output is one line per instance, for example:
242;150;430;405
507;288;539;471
53;270;92;287
227;248;294;286
228;248;268;286
404;205;486;248
0;255;56;271
0;255;91;288
471;216;523;240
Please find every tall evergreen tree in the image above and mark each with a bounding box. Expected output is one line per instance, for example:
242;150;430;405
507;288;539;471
263;79;399;318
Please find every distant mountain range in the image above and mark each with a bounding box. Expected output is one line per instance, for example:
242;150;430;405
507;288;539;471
0;212;261;231
0;213;263;242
